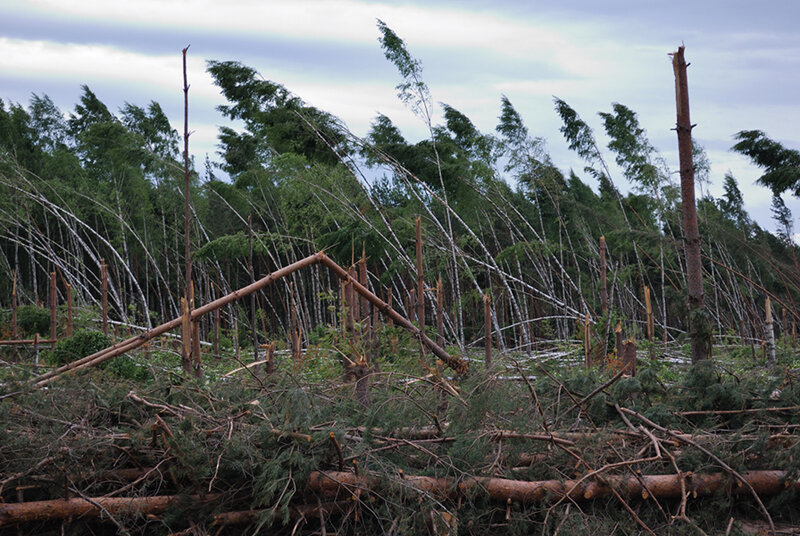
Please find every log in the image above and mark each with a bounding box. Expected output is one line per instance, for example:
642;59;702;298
318;254;468;374
212;501;352;526
26;252;466;389
30;253;325;387
0;494;214;526
0;339;58;346
309;470;798;504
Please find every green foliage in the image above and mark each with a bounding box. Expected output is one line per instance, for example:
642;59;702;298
732;129;800;196
45;328;112;367
377;19;430;119
16;305;50;337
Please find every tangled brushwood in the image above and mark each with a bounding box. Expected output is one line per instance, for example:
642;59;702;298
2;353;800;535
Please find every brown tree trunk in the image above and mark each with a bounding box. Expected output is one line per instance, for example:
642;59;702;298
600;235;608;315
0;495;213;526
765;297;776;368
49;271;57;348
622;338;636;376
416;216;424;333
66;283;73;338
672;45;711;364
26;253;467;390
182;46;194;373
309;470;797;504
101;259;108;336
484;293;492;370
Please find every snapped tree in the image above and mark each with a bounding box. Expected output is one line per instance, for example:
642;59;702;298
671;45;711;363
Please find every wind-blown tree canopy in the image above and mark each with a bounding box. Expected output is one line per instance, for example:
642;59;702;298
206;60;349;169
732;130;800;196
1;27;798;366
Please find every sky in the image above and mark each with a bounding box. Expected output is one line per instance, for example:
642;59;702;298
1;0;799;234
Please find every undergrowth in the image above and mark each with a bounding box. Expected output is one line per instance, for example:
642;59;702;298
1;341;799;534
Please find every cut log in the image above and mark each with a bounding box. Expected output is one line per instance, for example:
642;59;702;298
308;470;798;504
0;494;214;526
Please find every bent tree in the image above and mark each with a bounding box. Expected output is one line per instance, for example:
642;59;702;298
671;45;711;363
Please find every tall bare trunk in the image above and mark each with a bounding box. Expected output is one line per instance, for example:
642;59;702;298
182;46;194;373
671;45;711;364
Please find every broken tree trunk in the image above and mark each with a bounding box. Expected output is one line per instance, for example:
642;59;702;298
765;297;776;368
11;270;17;360
484;293;492;370
584;314;591;368
29;254;325;388
0;494;215;526
318;254;468;374
416;216;424;333
26;253;467;389
66;283;73;338
672;45;711;364
101;258;108;336
644;285;653;341
309;470;798;504
181;297;191;373
436;277;444;347
600;235;608;315
622;338;636;376
49;271;56;348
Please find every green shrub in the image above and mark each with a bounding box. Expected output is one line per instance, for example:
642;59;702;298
46;329;112;367
16;305;50;337
105;355;151;382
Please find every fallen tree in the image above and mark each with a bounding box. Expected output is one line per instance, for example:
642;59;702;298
308;469;799;503
23;252;467;390
0;494;215;526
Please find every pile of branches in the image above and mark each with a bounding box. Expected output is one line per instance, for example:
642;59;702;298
2;358;800;535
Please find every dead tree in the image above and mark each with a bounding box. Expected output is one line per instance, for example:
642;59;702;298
671;45;711;363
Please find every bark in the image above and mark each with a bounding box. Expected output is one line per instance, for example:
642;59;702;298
0;495;214;526
318;254;468;374
182;46;194;371
416;216;424;333
49;271;56;347
600;235;608;315
765;297;776;368
644;286;653;341
621;338;636;376
101;258;108;336
436;277;444;347
672;45;710;363
66;283;73;337
309;470;797;504
26;253;467;389
484;293;492;369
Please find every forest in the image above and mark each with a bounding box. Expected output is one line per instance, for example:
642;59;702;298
1;25;800;535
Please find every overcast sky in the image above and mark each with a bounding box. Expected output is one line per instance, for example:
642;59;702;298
2;0;799;234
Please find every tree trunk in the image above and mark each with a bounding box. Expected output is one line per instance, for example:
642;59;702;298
672;45;711;363
765;297;776;368
309;470;797;504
